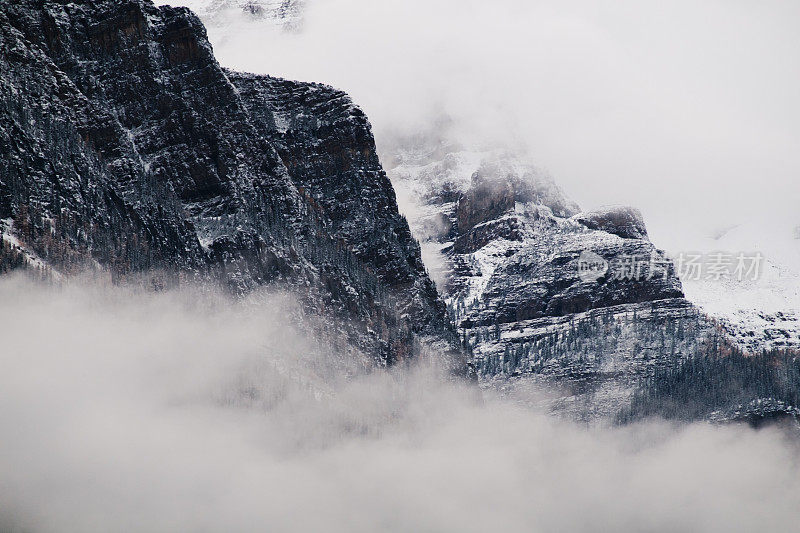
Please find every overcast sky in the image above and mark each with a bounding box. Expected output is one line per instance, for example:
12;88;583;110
174;0;800;250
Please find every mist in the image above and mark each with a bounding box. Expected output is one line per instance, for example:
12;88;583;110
1;276;799;532
170;0;800;251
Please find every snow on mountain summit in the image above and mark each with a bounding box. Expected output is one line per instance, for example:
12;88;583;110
161;0;304;29
678;220;800;351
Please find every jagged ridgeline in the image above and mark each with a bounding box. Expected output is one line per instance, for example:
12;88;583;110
0;0;463;370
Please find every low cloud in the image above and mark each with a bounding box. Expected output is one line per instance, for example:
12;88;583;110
1;276;799;532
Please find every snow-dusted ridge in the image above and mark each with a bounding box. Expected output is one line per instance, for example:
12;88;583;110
383;130;799;420
678;221;800;351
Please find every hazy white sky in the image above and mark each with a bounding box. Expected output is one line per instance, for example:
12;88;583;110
172;0;799;250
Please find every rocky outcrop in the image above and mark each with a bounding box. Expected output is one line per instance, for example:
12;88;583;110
457;230;684;326
431;161;685;324
573;206;649;240
386;139;717;417
0;0;461;369
381;121;800;419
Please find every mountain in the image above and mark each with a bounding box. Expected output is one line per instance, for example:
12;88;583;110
384;128;799;422
2;0;797;424
0;0;462;371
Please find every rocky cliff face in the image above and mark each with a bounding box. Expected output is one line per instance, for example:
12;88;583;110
384;126;800;422
229;72;449;339
386;137;727;418
0;0;460;369
381;121;800;420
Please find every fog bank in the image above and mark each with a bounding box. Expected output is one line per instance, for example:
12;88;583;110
1;277;799;532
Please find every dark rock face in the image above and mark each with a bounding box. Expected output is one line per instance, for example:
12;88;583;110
573;206;649;240
0;0;461;369
230;72;447;336
470;299;718;421
466;229;683;326
455;161;580;238
456;174;515;237
441;164;683;326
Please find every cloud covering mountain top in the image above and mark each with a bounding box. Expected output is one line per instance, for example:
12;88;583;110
168;0;800;250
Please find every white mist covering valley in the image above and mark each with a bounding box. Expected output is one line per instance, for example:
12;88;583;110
1;277;800;532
